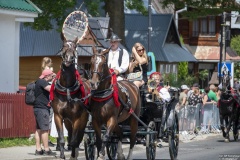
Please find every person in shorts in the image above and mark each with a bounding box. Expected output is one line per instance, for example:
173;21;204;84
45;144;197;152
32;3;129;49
41;57;55;147
34;69;55;156
177;85;189;130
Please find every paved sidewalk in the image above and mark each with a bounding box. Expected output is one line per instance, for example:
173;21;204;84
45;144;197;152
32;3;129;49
0;133;220;160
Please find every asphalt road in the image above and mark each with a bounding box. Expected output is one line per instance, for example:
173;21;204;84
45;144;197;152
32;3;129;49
1;133;239;160
131;134;240;160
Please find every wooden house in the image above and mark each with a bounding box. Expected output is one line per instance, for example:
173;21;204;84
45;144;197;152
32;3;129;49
19;17;114;86
178;15;240;86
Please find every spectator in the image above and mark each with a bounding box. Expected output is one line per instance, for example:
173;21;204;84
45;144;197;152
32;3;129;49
128;42;148;88
177;85;189;131
233;78;239;91
201;87;216;133
188;88;203;132
107;33;129;81
34;69;55;155
41;57;55;147
214;87;221;129
41;57;53;71
208;84;218;102
187;83;199;99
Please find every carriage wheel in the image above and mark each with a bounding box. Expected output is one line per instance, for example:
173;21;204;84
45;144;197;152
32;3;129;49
106;141;118;160
146;121;157;160
168;111;179;160
84;133;95;160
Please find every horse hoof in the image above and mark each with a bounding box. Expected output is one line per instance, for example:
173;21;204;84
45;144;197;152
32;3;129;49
224;139;229;143
117;154;125;160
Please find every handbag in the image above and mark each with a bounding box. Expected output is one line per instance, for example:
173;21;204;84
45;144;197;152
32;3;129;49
127;64;143;81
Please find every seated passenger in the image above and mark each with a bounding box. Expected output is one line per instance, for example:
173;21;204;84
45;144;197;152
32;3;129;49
149;72;171;102
149;72;172;138
128;42;148;88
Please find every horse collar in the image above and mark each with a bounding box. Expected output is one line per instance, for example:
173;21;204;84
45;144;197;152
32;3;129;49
55;79;80;95
91;88;113;99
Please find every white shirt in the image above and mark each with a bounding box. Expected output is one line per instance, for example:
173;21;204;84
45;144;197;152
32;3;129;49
107;48;129;74
159;88;171;102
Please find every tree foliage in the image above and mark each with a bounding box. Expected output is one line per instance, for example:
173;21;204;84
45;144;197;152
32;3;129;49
25;0;76;31
178;62;188;80
231;35;240;56
160;0;240;19
85;0;147;44
231;35;240;79
26;0;147;43
198;69;208;82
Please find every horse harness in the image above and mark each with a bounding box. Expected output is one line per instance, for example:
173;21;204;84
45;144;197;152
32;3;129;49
50;70;88;104
90;74;132;113
219;91;240;109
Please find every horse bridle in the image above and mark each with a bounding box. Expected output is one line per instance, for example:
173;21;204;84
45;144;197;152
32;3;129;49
222;75;230;90
90;54;113;83
60;41;77;65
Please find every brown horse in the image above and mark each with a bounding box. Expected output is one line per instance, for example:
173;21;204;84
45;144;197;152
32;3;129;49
219;71;240;142
50;36;89;159
89;46;141;160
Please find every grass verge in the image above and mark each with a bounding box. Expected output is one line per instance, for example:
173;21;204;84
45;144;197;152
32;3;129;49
0;136;57;148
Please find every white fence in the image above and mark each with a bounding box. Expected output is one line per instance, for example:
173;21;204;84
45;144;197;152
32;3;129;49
177;103;221;140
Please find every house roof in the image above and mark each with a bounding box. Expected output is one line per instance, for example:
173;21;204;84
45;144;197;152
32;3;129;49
20;17;112;57
0;0;41;13
20;21;62;57
125;14;196;62
188;46;240;62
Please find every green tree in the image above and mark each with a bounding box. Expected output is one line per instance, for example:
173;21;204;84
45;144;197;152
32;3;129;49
160;0;240;19
86;0;147;44
230;35;240;56
198;69;208;88
178;62;188;81
230;35;240;79
184;75;197;87
26;0;147;44
25;0;76;31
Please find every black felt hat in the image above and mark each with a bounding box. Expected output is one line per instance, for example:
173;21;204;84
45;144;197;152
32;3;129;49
106;33;122;41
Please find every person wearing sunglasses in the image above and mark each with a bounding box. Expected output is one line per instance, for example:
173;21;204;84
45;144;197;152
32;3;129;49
128;42;148;88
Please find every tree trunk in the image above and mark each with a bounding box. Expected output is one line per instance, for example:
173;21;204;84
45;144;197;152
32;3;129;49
105;0;125;45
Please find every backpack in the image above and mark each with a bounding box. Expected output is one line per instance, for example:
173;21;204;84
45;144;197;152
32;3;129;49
25;81;36;106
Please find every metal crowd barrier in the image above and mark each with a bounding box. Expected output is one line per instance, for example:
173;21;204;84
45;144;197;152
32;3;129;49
177;103;221;141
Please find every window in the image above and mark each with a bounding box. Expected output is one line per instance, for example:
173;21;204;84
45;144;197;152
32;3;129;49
172;64;177;73
192;16;216;37
160;64;164;74
192;20;199;37
166;64;171;73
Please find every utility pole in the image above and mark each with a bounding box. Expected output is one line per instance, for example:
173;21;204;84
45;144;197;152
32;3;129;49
222;12;227;62
218;13;224;84
219;12;227;84
148;0;152;52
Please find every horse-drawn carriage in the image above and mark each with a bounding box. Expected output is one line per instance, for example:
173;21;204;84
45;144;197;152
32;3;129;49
50;10;179;160
83;80;179;160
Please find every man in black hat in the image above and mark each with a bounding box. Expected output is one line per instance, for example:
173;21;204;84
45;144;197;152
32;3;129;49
107;33;129;80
